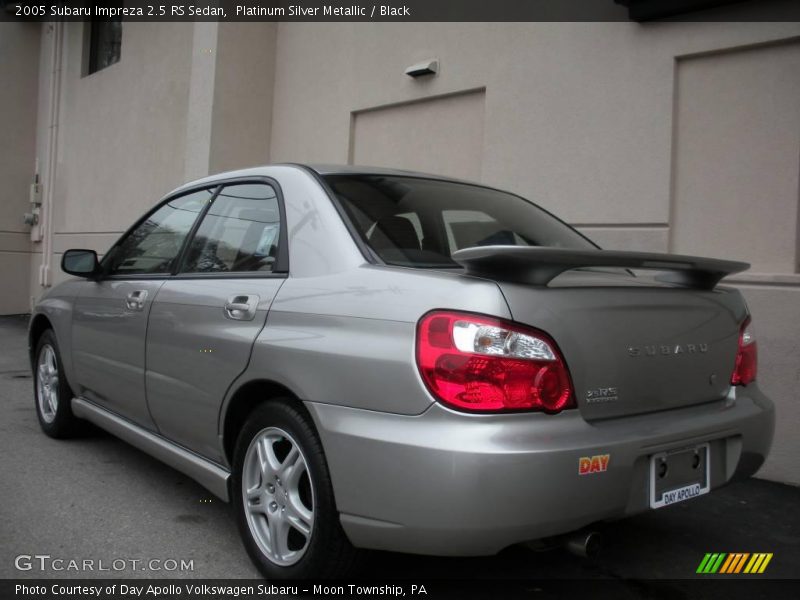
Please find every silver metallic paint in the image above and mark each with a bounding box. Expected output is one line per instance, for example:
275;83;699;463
146;277;284;460
307;386;773;555
71;279;165;429
498;277;747;420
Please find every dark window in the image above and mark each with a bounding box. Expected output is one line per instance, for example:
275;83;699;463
182;183;281;273
324;175;595;268
102;189;212;276
88;20;122;75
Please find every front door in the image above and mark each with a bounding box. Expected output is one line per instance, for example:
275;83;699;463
71;188;214;428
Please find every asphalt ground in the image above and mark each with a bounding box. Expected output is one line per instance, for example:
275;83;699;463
1;315;798;597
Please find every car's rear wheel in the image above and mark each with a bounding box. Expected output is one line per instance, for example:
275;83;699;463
34;329;82;438
232;401;359;579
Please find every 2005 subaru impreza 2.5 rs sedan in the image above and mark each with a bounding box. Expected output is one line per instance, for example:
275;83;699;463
30;164;774;578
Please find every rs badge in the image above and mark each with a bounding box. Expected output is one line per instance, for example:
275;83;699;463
579;454;610;475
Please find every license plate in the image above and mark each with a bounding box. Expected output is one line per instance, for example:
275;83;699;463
649;443;710;509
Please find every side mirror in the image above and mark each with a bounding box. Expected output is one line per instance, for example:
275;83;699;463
61;249;101;278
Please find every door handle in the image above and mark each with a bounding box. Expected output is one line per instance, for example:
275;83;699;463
224;294;259;321
125;290;148;311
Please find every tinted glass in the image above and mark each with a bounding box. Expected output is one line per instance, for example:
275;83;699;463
182;183;281;273
103;189;212;275
88;20;122;74
324;175;595;267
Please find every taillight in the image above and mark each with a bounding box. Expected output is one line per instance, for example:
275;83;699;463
731;316;757;386
416;310;576;413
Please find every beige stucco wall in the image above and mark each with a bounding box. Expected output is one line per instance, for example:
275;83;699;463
351;89;486;180
0;23;40;314
208;22;277;174
44;21;195;281
269;23;800;232
28;22;278;290
12;21;800;484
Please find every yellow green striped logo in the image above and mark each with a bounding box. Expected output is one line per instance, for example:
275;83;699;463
697;552;773;574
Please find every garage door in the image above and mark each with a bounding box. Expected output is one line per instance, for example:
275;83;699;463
670;40;800;273
350;89;486;181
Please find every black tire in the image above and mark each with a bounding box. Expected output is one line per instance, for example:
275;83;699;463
33;329;82;438
232;401;360;579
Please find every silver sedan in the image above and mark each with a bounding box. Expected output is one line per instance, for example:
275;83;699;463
30;164;774;578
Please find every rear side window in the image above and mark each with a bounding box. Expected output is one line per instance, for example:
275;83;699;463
324;175;595;267
181;183;281;273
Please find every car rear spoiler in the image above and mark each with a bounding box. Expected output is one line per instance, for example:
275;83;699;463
451;246;749;290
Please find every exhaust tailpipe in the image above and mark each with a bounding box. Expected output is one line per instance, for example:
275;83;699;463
564;530;602;558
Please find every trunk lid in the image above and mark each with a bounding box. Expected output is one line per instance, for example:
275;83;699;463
499;272;746;419
452;247;749;420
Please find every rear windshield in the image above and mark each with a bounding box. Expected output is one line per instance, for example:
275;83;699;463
323;174;596;267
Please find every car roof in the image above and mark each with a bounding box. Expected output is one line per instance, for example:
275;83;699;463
167;164;478;198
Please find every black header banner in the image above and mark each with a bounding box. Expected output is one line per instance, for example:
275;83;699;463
2;0;800;22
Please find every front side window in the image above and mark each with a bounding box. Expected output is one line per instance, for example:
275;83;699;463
182;183;281;273
324;175;595;267
103;189;212;276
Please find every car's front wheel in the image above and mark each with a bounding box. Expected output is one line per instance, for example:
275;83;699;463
232;401;359;579
33;329;82;438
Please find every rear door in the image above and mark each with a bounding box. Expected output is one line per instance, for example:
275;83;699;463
70;189;212;428
145;181;287;461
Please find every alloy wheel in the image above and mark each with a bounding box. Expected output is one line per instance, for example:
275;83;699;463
36;344;59;423
242;426;315;566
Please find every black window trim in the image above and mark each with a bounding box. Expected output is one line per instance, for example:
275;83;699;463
99;175;289;281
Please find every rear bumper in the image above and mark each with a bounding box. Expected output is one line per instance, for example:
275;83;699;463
305;385;774;556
